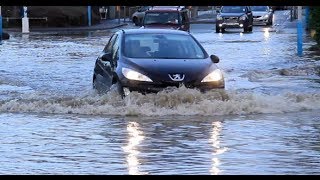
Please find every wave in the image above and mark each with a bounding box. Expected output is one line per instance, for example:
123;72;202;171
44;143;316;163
1;86;320;116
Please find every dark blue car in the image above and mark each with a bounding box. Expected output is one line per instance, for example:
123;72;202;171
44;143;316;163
92;29;225;96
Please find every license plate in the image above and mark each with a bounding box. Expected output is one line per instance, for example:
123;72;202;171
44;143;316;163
226;23;238;25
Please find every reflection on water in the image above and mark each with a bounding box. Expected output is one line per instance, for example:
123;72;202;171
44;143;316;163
264;28;270;41
122;121;147;175
22;34;30;40
210;121;228;175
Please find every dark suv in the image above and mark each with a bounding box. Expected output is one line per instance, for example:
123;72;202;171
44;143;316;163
216;6;253;33
141;6;190;32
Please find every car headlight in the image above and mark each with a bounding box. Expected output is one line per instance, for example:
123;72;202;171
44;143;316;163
263;14;269;18
201;69;223;82
240;15;247;20
122;68;153;82
217;15;223;20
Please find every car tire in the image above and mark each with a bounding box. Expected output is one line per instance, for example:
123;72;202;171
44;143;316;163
216;26;224;33
215;25;220;33
243;26;248;32
133;17;139;26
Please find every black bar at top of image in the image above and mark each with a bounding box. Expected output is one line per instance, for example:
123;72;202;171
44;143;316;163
0;0;315;6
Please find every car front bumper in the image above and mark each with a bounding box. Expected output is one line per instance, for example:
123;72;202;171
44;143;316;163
216;20;250;28
253;17;269;24
120;78;225;94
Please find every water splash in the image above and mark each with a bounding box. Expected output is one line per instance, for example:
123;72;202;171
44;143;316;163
0;86;319;117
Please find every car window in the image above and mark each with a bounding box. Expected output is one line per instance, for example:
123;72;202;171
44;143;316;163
221;6;246;13
251;6;268;11
144;12;180;25
103;34;118;53
123;33;205;59
112;35;120;60
140;6;150;11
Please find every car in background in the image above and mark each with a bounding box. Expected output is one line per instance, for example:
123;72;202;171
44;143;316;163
141;6;190;32
92;29;224;97
131;6;151;26
251;6;274;26
216;6;253;33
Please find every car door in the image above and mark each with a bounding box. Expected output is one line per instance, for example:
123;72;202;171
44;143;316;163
96;33;118;88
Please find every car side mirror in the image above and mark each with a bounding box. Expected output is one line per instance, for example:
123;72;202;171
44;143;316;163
210;55;220;63
101;52;112;61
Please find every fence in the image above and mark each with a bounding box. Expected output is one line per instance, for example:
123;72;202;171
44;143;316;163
2;17;48;27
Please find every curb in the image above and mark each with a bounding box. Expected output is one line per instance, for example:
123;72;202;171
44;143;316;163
3;23;128;33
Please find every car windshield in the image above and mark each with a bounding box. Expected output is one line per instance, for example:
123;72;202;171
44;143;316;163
221;6;246;13
124;33;206;59
251;6;268;11
144;12;180;25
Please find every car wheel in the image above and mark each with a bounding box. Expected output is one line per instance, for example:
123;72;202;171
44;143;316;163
215;25;220;33
133;17;139;26
243;26;248;32
216;26;225;33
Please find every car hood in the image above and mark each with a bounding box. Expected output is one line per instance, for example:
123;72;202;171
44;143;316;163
122;58;217;83
252;11;269;16
219;12;245;17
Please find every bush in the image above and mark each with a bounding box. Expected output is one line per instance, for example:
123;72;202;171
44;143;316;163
309;7;320;44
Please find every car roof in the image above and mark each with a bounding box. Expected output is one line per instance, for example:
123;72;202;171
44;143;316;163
121;29;189;35
146;6;186;12
150;6;185;10
146;9;179;13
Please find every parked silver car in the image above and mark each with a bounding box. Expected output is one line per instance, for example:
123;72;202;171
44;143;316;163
251;6;274;26
131;6;151;26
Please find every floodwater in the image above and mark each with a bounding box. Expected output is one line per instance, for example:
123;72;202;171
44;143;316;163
0;11;319;174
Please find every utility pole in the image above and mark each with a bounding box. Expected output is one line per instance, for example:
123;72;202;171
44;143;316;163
297;6;303;56
88;6;92;26
0;6;3;44
22;6;29;33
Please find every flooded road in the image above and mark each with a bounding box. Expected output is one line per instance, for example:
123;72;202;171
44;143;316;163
0;10;319;174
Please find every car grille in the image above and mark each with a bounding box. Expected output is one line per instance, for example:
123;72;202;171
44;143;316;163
223;17;239;23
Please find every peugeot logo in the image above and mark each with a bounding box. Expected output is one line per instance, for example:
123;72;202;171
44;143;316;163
169;73;185;81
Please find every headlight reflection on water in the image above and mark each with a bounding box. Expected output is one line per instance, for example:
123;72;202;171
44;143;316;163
264;28;270;41
210;121;228;175
122;121;147;175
